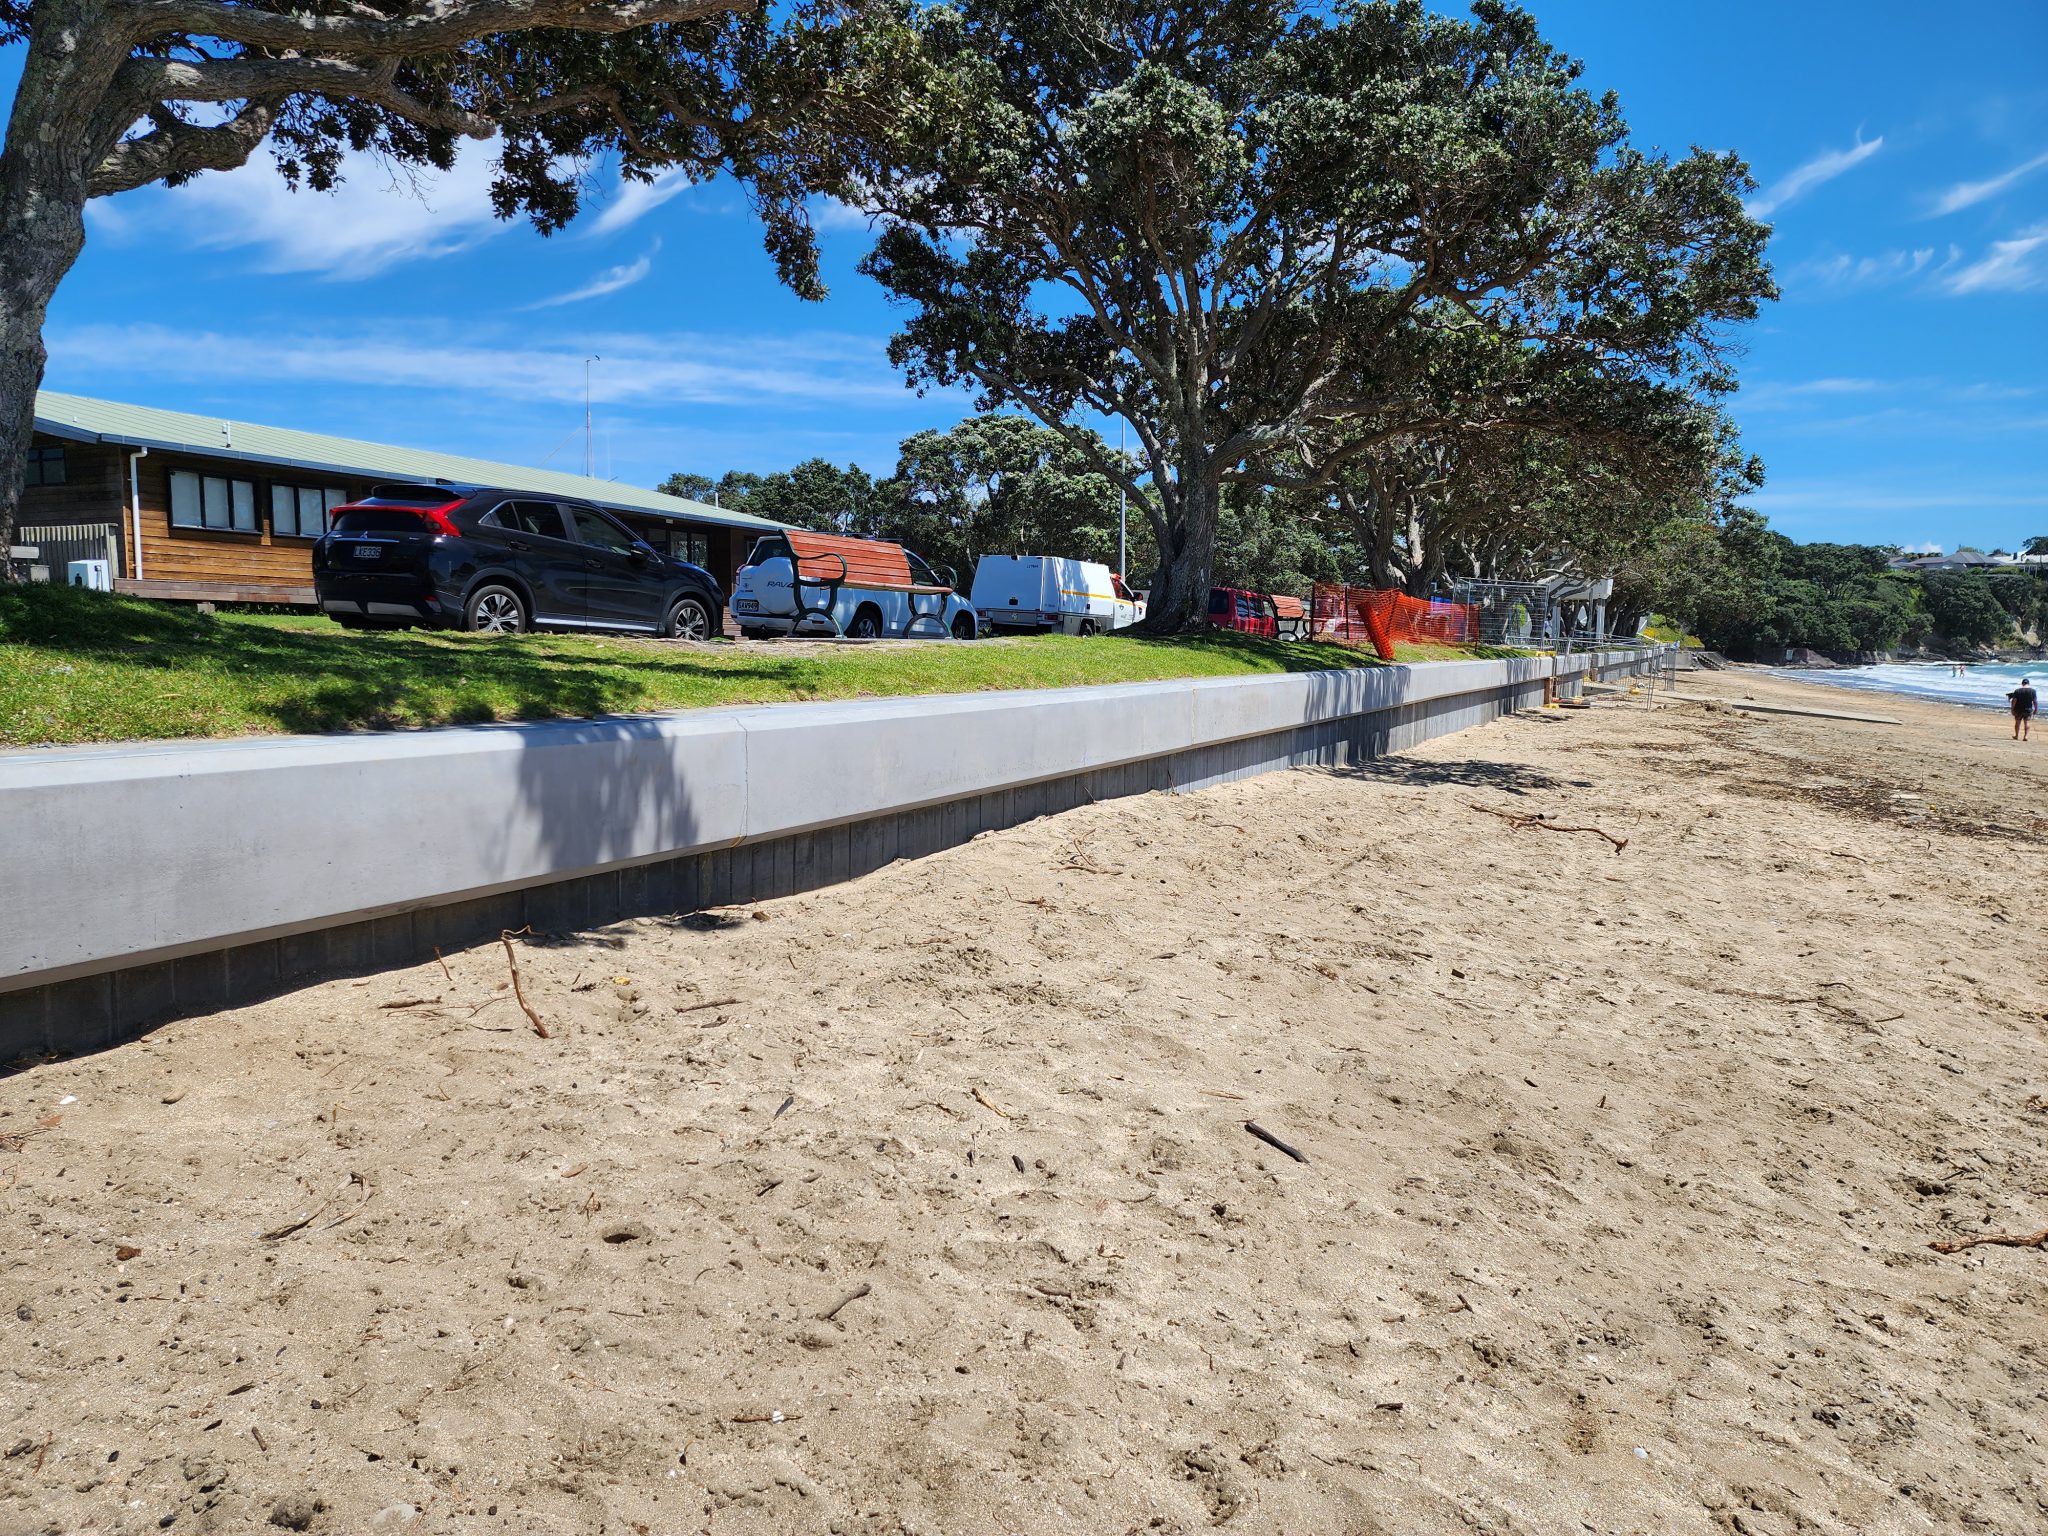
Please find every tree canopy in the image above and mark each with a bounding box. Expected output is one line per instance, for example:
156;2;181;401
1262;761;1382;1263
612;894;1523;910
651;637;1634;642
808;0;1775;626
1630;522;2047;660
662;414;1137;585
0;0;843;560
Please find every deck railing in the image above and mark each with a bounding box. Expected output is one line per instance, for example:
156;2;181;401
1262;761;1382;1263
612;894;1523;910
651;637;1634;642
12;522;121;582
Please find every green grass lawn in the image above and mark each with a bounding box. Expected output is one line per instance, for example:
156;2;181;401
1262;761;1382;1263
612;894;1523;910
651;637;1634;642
0;586;1480;748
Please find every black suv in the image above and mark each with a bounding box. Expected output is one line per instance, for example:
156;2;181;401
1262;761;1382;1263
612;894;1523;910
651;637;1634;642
312;485;723;639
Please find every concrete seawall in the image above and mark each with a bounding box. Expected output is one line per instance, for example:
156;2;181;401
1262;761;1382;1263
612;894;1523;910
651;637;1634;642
0;648;1662;1057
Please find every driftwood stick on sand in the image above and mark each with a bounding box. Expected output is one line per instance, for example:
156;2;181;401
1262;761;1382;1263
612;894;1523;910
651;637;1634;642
1928;1227;2048;1255
819;1282;872;1322
676;997;742;1016
499;930;549;1039
972;1086;1012;1119
1245;1121;1309;1164
1468;803;1628;854
259;1208;322;1242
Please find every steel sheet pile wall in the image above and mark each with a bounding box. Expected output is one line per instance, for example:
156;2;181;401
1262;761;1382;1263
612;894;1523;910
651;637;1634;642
1;648;1662;1055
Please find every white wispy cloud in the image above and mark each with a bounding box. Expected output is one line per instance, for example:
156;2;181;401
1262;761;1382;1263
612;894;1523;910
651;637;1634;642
810;197;879;234
1748;479;2048;514
1942;223;2048;293
585;167;698;238
86;143;508;278
1928;148;2048;216
1736;378;2045;441
46;321;933;411
522;245;658;310
1746;133;1885;218
1793;246;1943;291
1740;377;1889;408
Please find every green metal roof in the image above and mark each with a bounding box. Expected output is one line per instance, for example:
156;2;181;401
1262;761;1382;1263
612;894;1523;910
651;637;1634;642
33;390;782;535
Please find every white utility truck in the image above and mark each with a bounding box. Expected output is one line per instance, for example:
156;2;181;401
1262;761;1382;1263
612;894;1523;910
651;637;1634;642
969;556;1144;636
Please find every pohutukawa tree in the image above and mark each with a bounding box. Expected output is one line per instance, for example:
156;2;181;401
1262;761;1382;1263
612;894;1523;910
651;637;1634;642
0;0;832;565
1323;355;1749;593
816;0;1775;628
884;414;1134;580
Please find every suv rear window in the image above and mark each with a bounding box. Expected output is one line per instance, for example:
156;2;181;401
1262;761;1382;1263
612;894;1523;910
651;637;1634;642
332;508;436;534
746;536;793;565
360;486;463;507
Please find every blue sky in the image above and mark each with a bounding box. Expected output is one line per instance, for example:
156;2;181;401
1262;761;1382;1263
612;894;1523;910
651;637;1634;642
13;1;2048;551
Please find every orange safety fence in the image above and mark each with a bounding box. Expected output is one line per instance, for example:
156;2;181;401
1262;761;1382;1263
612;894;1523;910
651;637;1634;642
1310;584;1477;660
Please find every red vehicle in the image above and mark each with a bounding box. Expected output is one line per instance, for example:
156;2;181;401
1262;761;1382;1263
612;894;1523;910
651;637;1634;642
1207;585;1278;637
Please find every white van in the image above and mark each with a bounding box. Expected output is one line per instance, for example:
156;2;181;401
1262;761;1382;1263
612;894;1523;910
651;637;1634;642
731;529;979;640
969;556;1145;636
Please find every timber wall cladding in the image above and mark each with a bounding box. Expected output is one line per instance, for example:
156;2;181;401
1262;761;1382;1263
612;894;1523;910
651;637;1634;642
19;439;125;533
135;452;370;591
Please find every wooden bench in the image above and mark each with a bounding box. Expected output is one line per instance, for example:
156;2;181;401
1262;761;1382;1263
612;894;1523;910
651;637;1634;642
784;530;953;636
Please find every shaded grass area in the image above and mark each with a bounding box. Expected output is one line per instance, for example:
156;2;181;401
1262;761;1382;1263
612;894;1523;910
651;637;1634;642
0;586;1484;748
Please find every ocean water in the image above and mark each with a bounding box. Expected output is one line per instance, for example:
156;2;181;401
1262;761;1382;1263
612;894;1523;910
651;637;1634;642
1767;660;2040;711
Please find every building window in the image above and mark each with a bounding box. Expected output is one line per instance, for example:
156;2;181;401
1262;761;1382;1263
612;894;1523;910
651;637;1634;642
649;526;712;567
271;482;348;539
23;446;66;487
169;469;258;532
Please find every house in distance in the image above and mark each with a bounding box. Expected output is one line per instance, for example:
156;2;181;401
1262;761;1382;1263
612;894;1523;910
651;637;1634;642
17;391;780;609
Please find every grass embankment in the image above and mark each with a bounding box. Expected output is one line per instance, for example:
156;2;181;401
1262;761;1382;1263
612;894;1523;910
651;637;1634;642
0;586;1479;747
1640;619;1705;649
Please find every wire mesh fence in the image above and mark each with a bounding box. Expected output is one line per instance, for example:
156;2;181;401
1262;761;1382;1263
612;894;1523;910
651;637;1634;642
1447;580;1649;656
1448;581;1554;648
1300;578;1650;661
1309;584;1478;659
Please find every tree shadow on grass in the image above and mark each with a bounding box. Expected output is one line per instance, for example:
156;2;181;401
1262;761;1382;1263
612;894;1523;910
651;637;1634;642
3;585;827;736
1114;629;1377;672
6;588;1389;742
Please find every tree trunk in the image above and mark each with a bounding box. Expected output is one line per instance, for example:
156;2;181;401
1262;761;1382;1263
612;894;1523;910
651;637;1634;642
0;3;114;575
0;223;79;578
1140;460;1221;633
1400;496;1431;596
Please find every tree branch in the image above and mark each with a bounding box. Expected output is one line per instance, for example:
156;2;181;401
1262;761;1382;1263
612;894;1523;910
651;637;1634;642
122;0;748;56
112;55;500;136
90;101;278;196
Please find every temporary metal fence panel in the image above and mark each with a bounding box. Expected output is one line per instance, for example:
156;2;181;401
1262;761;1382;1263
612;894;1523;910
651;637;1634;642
1450;581;1556;648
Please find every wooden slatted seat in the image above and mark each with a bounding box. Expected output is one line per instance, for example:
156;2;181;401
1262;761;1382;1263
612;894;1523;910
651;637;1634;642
1271;593;1307;640
785;529;949;593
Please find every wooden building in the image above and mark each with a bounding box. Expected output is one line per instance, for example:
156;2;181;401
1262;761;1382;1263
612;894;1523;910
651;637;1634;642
19;391;782;605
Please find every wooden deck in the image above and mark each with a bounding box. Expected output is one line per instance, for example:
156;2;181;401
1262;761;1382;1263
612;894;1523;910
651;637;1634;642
115;578;318;606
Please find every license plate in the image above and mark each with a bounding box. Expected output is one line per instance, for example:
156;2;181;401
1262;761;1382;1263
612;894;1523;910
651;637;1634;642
735;598;758;612
352;544;382;560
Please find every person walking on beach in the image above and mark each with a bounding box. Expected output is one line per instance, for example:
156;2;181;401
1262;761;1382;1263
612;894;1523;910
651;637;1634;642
2009;677;2037;741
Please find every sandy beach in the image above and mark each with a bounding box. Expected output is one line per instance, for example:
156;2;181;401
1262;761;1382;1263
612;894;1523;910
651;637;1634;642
3;667;2045;1535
